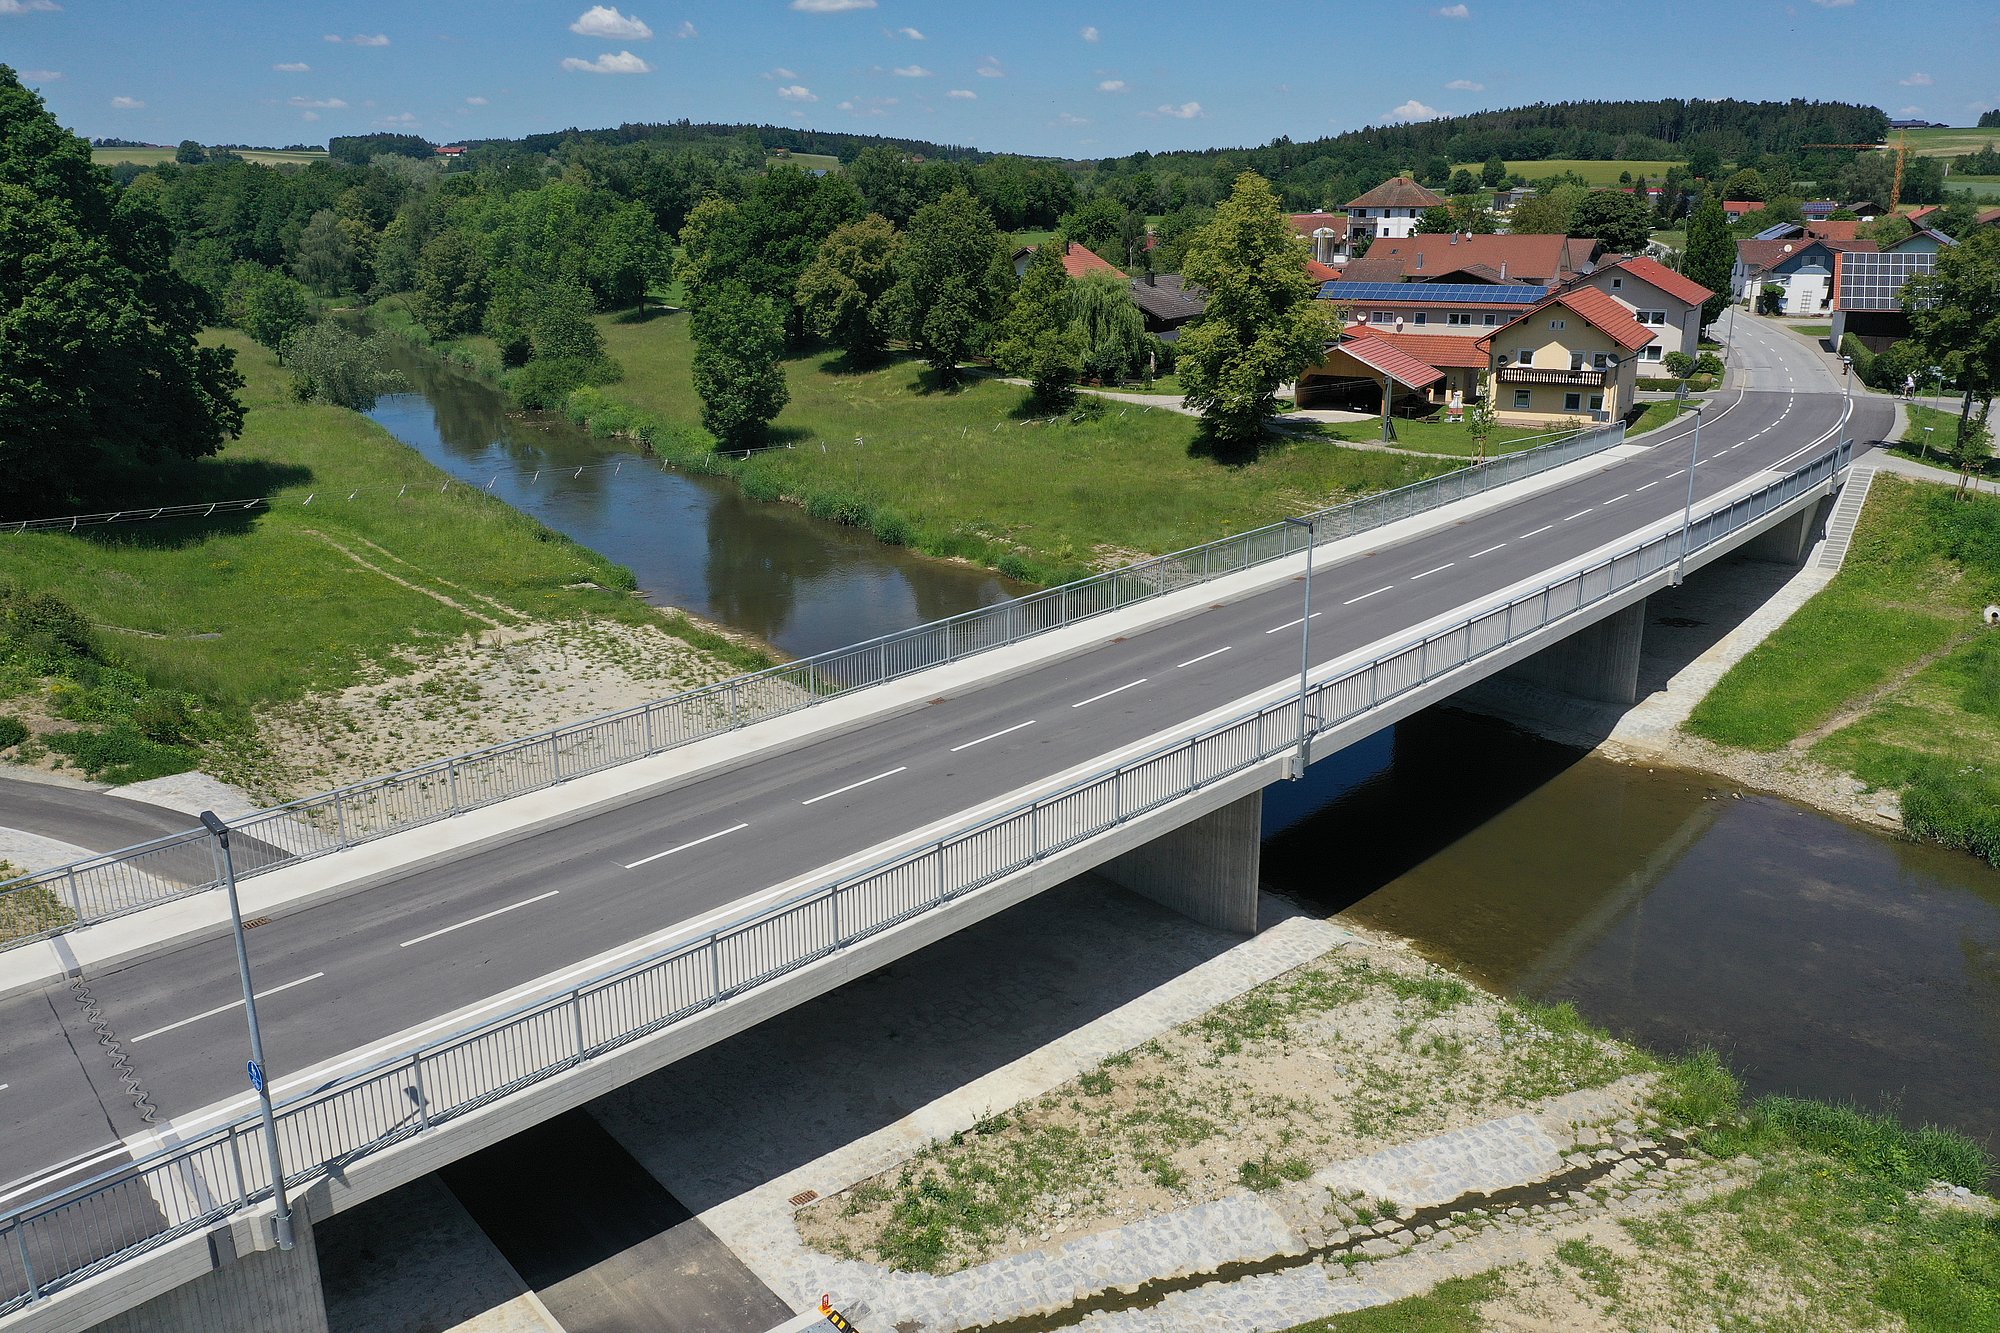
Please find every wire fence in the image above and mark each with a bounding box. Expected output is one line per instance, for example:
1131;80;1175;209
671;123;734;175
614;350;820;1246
0;420;1633;948
0;437;1849;1315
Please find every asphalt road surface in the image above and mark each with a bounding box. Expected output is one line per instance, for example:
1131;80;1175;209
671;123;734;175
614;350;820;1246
0;318;1890;1212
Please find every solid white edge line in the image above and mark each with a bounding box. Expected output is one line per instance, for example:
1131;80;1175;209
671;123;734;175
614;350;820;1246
623;822;750;870
800;765;910;805
1342;585;1392;606
129;973;327;1045
398;892;560;949
1070;679;1148;709
1409;562;1454;580
948;719;1037;753
0;1145;137;1207
1263;612;1321;635
1173;646;1233;670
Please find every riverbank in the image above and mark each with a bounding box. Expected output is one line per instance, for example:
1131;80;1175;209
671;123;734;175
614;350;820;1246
0;332;760;804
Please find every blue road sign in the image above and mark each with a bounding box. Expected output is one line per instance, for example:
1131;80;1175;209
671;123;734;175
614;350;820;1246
247;1061;265;1093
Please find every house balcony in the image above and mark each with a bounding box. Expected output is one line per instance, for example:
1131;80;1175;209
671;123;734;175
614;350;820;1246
1495;366;1611;388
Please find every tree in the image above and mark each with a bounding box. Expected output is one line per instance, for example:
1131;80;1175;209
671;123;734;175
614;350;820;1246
1481;156;1509;188
413;229;487;338
1466;392;1496;461
0;65;244;508
990;241;1080;407
880;187;1012;381
585;201;667;312
689;283;789;444
1686;144;1722;181
1903;227;2000;496
1721;168;1767;202
1418;155;1451;189
1569;191;1657;252
1450;196;1499;234
796;213;901;362
1069;271;1149;385
280;323;403;411
1414;205;1458;235
1681;191;1734;328
1981;109;2000;130
236;267;313;355
1507;183;1586;235
1176;171;1341;450
1057;193;1128;259
291;208;356;294
174;139;207;166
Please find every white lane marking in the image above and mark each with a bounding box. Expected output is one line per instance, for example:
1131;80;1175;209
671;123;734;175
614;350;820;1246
1174;646;1233;670
1518;524;1554;540
801;766;910;804
1468;543;1507;559
1343;585;1393;606
0;1085;8;1092
1564;508;1594;521
1605;493;1630;504
1071;679;1148;708
0;1145;138;1207
399;892;561;949
949;719;1037;753
624;823;750;870
1264;613;1321;635
1409;562;1455;580
130;974;326;1044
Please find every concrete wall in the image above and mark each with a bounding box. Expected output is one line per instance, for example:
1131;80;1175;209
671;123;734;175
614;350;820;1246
89;1222;325;1333
1101;791;1262;934
1741;495;1831;566
1499;598;1647;705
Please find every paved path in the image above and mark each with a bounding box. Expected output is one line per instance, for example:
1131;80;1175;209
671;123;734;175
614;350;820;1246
1868;448;2000;498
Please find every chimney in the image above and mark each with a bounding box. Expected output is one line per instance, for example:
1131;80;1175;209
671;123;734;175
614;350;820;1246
1415;252;1424;270
1448;232;1458;246
1147;270;1156;287
1500;261;1508;280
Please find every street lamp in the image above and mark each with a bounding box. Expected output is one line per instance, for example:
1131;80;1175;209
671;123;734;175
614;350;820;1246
1280;516;1315;779
200;810;296;1252
1675;404;1706;587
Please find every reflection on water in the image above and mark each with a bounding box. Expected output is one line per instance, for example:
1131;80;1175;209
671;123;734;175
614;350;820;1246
364;342;1029;658
1265;708;2000;1153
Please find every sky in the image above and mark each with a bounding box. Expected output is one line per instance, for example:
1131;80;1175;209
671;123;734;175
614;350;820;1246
6;0;1998;159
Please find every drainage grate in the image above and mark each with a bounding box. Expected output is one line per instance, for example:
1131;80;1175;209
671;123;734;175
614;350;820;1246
788;1189;819;1207
241;917;272;930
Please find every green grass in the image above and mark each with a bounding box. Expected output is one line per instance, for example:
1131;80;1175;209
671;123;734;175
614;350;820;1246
1890;402;2000;479
1285;1273;1503;1331
1902;127;2000;157
573;311;1461;583
1795;323;1832;339
766;151;840;172
1298;416;1555;460
90;147;328;168
1945;175;2000;201
1625;400;1692;438
1453;158;1682;187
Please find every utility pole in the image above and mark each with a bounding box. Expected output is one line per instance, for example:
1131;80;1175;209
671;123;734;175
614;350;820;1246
1280;517;1316;778
1675;404;1706;587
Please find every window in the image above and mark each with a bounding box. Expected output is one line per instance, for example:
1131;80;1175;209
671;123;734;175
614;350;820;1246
1641;344;1663;362
1571;352;1587;371
1593;352;1612;369
1370;311;1394;324
1483;313;1498;325
1412;312;1427;325
1610;277;1623;289
1549;319;1566;330
1447;311;1474;326
1513;389;1532;409
1564;392;1583;411
1516;348;1536;367
1589;394;1604;412
1636;309;1667;325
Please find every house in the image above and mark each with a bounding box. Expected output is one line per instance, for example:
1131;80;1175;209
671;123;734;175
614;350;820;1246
1345;177;1448;243
1288;211;1352;266
1491;185;1536;213
1568;254;1713;361
1828;235;1948;354
1010;241;1126;280
1802;200;1841;220
1347;233;1602;286
434;145;466;157
1318;280;1550;338
1129;273;1205;341
1730;236;1876;314
1721;200;1763;223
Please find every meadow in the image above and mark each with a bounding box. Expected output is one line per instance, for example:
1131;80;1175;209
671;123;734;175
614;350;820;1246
1451;158;1682;187
90;146;328;168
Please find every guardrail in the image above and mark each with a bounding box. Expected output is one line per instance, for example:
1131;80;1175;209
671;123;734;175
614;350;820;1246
0;422;1632;948
0;437;1847;1317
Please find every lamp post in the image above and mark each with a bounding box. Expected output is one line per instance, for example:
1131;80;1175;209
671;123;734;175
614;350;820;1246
200;810;296;1252
1280;516;1315;779
1841;354;1853;412
1675;404;1706;587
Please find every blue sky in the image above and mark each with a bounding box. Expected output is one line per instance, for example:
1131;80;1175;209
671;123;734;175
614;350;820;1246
6;1;1997;157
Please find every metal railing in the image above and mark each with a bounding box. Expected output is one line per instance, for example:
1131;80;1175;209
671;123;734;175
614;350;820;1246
0;422;1633;947
0;438;1847;1315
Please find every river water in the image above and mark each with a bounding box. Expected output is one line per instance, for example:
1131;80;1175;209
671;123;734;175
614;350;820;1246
363;345;2000;1154
364;341;1027;659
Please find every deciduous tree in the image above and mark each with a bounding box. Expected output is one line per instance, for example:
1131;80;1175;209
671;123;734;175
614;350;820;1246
233;266;313;355
1069;271;1150;386
414;228;488;338
1681;191;1734;329
291;208;356;294
1904;227;2000;495
796;213;901;362
690;283;789;444
880;187;1012;381
1569;191;1656;253
990;241;1080;408
280;323;403;411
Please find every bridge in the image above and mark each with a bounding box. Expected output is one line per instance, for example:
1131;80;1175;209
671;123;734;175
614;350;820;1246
0;320;1886;1332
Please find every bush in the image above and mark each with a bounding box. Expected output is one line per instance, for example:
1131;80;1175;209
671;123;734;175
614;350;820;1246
1694;350;1723;376
45;726;197;785
510;356;621;411
1663;350;1696;379
0;583;94;672
0;717;25;750
1842;332;1883;390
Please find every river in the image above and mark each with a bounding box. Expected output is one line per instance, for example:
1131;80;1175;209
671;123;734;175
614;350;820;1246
364;343;2000;1156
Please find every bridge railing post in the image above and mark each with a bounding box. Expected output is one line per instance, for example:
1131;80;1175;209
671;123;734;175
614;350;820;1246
14;1225;37;1303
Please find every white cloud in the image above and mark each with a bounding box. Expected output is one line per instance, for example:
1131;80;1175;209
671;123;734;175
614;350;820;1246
1900;72;1933;86
675;19;696;37
379;112;419;126
274;61;311;72
21;68;59;80
466;95;488;105
0;0;62;13
571;6;652;39
763;66;799;79
1098;79;1126;92
302;111;320;122
560;50;653;73
1388;99;1441;121
892;64;931;77
1054;111;1090;127
325;33;390;45
977;58;1004;77
947;88;975;99
777;84;818;101
791;0;876;10
1080;25;1099;41
110;95;144;108
1154;100;1202;119
289;96;349;109
1445;78;1483;91
1437;3;1469;15
892;25;923;38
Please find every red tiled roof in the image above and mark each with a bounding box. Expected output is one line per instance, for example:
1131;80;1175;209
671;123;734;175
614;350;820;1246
1601;254;1713;308
1722;200;1761;213
1806;220;1864;241
1541;286;1656;352
1335;257;1406;284
1350;329;1491;369
1289;212;1351;239
1980;208;2000;226
1305;260;1340;283
1346;177;1448;210
1735;236;1877;273
1062;242;1126;279
1334;329;1446;389
1364;233;1582;284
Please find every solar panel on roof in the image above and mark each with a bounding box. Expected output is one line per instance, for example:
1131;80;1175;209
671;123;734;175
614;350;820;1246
1836;251;1937;312
1319;281;1547;304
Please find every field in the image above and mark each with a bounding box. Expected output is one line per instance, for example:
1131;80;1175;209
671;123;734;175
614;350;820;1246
90;146;327;167
1942;175;2000;200
766;151;841;172
1901;126;2000;157
1451;158;1681;186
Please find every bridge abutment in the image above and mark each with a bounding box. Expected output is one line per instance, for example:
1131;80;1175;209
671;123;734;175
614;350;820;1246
1741;494;1831;566
89;1219;328;1333
1102;790;1262;934
1500;597;1647;706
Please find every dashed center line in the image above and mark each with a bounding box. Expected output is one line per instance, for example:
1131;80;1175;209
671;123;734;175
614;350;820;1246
1469;543;1507;559
1174;646;1233;670
1071;679;1148;708
1518;524;1554;540
130;973;327;1044
399;894;559;949
1265;613;1321;635
801;766;910;803
1564;507;1594;521
1409;562;1455;580
624;822;750;870
948;719;1037;753
1343;585;1393;606
1605;494;1629;504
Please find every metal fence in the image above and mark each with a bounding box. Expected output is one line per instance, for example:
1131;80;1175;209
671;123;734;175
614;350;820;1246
0;438;1847;1316
0;422;1634;947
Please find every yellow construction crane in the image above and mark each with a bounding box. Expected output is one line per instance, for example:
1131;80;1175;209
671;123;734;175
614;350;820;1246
1804;130;1913;212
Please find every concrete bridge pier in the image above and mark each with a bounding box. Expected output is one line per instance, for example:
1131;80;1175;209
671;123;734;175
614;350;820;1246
91;1217;328;1333
1102;790;1263;934
1501;598;1648;706
1742;493;1833;566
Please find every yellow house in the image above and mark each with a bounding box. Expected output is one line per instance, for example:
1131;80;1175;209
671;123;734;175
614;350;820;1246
1477;286;1655;426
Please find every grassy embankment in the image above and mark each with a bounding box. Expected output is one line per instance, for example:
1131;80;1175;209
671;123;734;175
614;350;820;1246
1888;403;2000;480
0;331;759;790
566;309;1492;584
1685;475;2000;864
368;297;507;380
